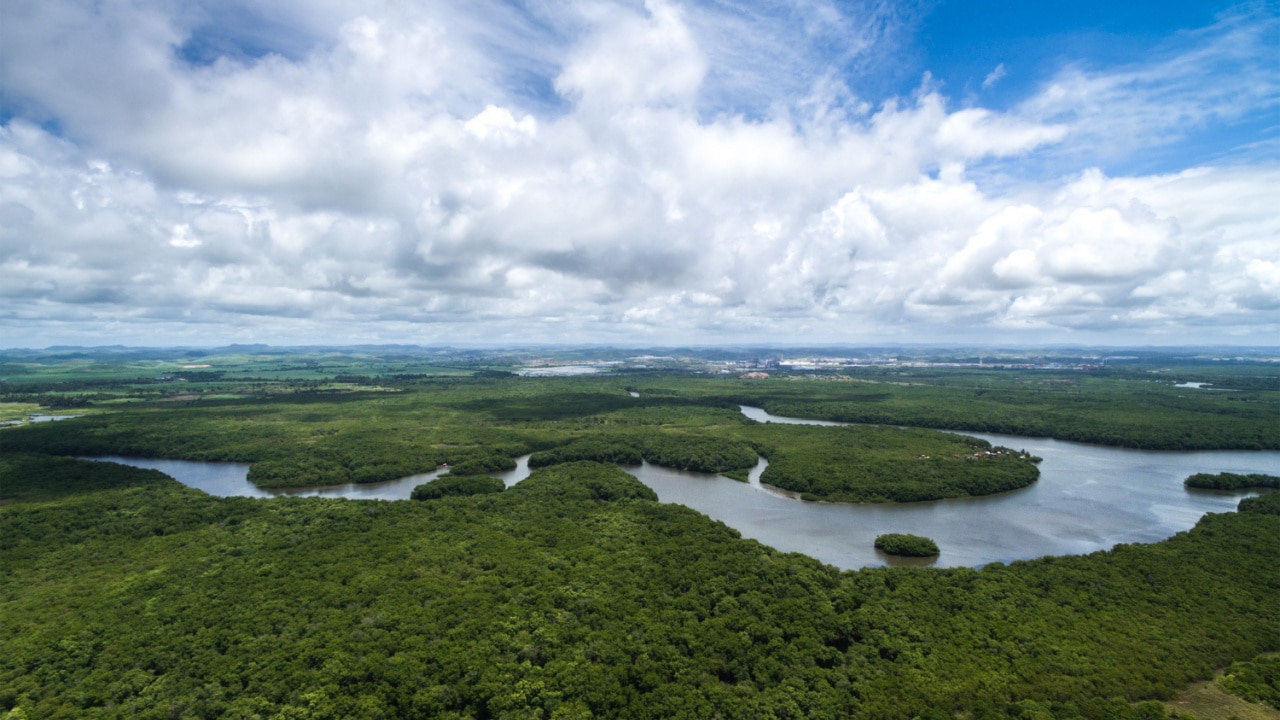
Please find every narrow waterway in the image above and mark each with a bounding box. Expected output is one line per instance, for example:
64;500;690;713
93;407;1279;570
87;456;453;500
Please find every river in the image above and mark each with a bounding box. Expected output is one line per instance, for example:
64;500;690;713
88;453;533;501
91;406;1279;570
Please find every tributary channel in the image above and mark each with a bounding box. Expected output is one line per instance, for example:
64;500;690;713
93;405;1279;570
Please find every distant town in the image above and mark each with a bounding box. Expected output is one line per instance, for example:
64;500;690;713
509;348;1279;377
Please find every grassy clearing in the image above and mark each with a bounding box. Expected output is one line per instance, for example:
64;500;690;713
0;402;41;421
1164;680;1280;720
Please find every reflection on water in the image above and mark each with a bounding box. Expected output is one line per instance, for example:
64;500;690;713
739;405;844;426
91;456;533;501
714;406;1280;568
94;406;1279;570
491;454;532;488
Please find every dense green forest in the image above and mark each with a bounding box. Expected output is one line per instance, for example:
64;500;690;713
2;454;1278;719
714;375;1278;451
1238;490;1280;516
0;374;1042;503
874;533;940;557
3;349;1276;503
2;350;1277;717
410;474;506;500
1184;472;1280;490
3;348;1276;454
750;423;1039;502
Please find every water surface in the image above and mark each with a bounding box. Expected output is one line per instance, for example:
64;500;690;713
719;406;1279;567
90;456;458;500
94;408;1279;570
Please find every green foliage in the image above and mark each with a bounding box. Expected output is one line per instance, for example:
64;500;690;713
0;453;170;503
2;363;1270;505
3;347;1276;451
443;452;518;477
749;423;1039;502
2;454;1277;719
1185;472;1280;490
874;533;940;557
506;461;660;503
1238;491;1280;516
529;437;645;468
0;387;559;488
638;432;757;473
0;356;1276;717
410;475;505;500
247;455;352;487
1217;655;1280;709
706;370;1280;451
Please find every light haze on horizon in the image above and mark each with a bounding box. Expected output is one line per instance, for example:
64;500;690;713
1;0;1277;348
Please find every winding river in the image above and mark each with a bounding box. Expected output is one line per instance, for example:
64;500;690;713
92;405;1279;570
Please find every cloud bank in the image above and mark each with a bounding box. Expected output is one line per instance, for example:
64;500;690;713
1;0;1277;346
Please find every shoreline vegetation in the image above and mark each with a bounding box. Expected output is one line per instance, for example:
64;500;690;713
2;349;1278;717
3;350;1275;503
2;452;1278;719
874;533;941;557
410;474;505;500
0;375;1048;503
1185;472;1280;491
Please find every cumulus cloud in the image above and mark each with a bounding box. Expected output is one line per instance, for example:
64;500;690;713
0;0;1276;346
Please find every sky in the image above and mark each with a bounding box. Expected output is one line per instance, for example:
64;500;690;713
1;0;1278;348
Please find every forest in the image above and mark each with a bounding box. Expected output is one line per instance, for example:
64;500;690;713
1;348;1278;718
712;375;1278;451
2;453;1278;718
1184;472;1280;491
0;372;1047;503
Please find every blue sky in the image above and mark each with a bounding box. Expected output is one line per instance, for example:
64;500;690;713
909;1;1277;173
915;0;1228;98
0;0;1277;347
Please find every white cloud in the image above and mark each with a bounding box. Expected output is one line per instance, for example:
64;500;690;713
169;224;203;248
1014;13;1280;162
982;63;1006;89
464;106;537;144
0;0;1276;346
556;1;707;113
936;107;1068;159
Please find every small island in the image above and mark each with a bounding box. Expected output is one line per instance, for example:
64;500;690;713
874;533;940;557
1184;472;1280;491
